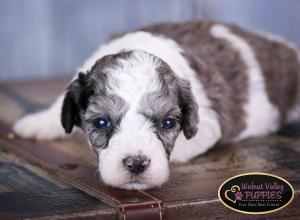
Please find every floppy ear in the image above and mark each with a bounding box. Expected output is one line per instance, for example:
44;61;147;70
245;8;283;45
61;73;93;133
178;78;199;139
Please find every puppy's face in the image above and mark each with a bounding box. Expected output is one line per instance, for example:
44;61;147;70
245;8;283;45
61;50;198;190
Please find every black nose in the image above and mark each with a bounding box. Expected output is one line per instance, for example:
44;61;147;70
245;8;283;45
122;155;150;174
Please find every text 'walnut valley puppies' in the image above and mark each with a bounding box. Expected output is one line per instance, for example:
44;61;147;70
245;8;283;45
13;21;300;190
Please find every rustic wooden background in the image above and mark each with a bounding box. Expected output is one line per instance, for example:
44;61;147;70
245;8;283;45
1;0;300;81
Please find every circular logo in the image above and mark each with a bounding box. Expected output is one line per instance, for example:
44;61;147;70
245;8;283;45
218;173;294;214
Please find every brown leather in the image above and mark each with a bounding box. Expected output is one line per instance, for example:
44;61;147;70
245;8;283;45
0;124;162;220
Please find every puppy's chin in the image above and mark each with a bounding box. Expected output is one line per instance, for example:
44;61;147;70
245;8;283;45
101;172;169;190
121;182;156;190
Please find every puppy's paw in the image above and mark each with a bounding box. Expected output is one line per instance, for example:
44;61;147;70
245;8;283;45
13;110;66;140
170;152;190;164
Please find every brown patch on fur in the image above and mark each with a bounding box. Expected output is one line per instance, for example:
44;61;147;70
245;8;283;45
104;21;300;140
229;24;300;122
140;22;248;142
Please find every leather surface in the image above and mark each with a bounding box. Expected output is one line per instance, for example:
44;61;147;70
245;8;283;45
0;124;162;220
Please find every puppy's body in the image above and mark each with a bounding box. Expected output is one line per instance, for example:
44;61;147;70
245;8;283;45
13;21;300;189
143;22;300;141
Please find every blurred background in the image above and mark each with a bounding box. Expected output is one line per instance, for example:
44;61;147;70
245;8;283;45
1;0;300;82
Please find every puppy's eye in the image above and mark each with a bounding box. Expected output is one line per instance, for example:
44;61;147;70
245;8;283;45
94;117;111;129
161;118;176;129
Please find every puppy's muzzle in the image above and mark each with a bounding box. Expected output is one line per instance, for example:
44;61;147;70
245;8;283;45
122;155;150;175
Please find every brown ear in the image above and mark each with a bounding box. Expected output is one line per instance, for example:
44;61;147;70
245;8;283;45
178;78;199;139
61;73;93;133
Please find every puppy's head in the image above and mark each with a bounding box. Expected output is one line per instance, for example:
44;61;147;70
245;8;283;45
61;50;198;190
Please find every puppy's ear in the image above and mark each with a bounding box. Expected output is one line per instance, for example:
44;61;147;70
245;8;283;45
178;78;199;139
61;73;93;133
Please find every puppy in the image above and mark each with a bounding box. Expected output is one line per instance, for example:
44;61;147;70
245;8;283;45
13;21;300;190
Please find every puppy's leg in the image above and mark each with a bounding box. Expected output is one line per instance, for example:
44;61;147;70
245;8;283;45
13;95;67;140
170;120;221;163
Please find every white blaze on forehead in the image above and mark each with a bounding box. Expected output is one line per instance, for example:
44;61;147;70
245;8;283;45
106;51;162;107
106;53;161;147
210;24;280;140
120;108;154;133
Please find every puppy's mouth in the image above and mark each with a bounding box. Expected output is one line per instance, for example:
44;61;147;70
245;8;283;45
127;173;144;184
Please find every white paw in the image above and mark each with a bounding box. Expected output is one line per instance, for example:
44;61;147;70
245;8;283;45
13;110;66;140
170;133;197;163
170;151;191;164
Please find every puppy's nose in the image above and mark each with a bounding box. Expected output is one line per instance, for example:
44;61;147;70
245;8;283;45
122;155;150;174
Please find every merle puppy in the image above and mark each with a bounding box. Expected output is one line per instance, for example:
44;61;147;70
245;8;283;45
13;21;300;190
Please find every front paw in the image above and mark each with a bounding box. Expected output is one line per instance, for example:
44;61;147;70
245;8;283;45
13;111;65;140
170;151;191;163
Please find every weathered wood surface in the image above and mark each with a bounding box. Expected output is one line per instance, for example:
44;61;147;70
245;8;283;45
0;78;300;219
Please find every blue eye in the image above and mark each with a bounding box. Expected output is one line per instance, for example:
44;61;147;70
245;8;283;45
161;118;176;129
94;117;111;129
